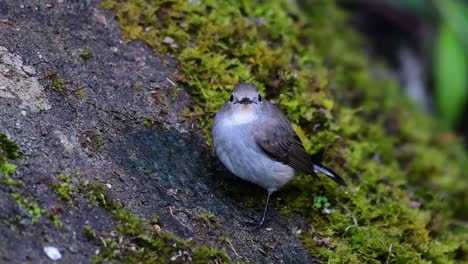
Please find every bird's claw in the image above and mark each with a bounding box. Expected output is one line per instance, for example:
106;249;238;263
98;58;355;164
240;218;266;229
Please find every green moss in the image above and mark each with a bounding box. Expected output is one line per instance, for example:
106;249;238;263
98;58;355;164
150;215;160;225
81;181;229;263
191;247;231;263
74;88;85;98
83;225;95;240
7;182;63;227
0;134;41;223
199;211;218;226
92;133;104;150
0;133;64;228
80;130;105;151
52;174;78;202
48;213;63;227
0;132;20;176
103;0;468;262
53;79;65;92
46;72;65;93
0;132;20;161
10;193;43;223
171;84;182;100
143;117;154;127
1;163;17;176
1;174;22;187
79;49;93;61
131;83;142;92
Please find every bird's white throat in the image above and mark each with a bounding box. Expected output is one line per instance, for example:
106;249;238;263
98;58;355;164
226;108;258;125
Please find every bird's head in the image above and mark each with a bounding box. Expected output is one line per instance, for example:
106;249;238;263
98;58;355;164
220;83;265;125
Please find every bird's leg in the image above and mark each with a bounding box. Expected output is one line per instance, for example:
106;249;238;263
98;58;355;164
240;190;274;228
257;189;273;228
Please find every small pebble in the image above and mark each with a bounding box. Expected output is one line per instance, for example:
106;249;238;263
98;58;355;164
153;224;161;232
43;246;62;260
163;36;174;44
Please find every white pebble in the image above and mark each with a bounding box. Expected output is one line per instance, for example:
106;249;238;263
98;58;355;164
43;246;62;260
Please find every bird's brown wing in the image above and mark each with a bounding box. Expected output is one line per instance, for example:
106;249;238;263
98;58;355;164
253;101;346;186
253;113;317;176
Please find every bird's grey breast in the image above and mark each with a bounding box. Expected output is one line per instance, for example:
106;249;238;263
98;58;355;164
213;111;259;177
212;103;294;190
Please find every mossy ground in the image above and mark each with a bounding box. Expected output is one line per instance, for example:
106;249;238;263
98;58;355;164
0;132;20;175
1;132;228;263
102;0;468;262
1;132;62;227
48;172;229;263
81;180;229;263
80;49;93;62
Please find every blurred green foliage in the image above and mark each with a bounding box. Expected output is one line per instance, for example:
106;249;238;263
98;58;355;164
435;0;468;127
383;0;468;127
382;0;435;17
435;22;467;127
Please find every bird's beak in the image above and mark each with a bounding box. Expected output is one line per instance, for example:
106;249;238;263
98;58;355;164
237;97;254;104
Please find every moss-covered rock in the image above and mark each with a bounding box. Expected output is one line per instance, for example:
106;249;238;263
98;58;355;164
0;132;20;175
103;0;468;262
81;181;230;263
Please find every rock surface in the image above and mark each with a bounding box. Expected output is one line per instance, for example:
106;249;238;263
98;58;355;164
0;1;316;263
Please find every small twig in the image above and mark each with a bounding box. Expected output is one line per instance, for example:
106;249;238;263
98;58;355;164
344;216;360;232
257;248;267;256
166;77;176;86
227;240;240;257
339;201;366;233
450;219;468;228
385;243;393;264
169;206;193;232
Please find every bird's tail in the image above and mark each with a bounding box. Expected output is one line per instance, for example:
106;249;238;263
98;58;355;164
313;163;347;186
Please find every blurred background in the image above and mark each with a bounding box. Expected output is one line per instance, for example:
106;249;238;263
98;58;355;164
338;0;468;146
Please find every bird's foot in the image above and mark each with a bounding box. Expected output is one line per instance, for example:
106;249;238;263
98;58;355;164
240;220;258;226
240;218;267;229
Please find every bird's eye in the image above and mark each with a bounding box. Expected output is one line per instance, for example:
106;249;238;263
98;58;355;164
229;95;234;102
258;94;262;102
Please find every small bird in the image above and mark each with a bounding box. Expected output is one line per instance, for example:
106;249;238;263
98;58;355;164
212;83;346;227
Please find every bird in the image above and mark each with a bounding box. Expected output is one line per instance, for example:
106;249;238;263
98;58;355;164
212;83;346;227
